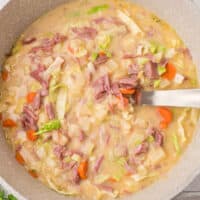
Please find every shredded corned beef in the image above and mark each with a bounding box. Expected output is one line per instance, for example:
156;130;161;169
71;26;97;40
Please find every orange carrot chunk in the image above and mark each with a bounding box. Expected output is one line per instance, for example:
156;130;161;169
160;121;168;130
78;161;88;179
15;152;25;165
26;130;38;141
1;71;8;81
157;107;173;124
115;95;129;107
120;88;136;95
26;92;37;103
28;170;38;178
162;63;176;80
2;119;17;127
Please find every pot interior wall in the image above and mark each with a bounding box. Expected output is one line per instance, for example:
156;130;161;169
0;0;200;200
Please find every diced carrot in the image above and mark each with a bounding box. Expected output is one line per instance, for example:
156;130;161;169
108;177;117;182
67;44;74;54
162;63;176;80
160;121;168;130
0;112;2;121
115;95;129;107
15;152;25;165
78;161;88;179
26;130;38;141
157;107;173;124
28;170;38;178
1;71;8;81
2;119;17;128
120;88;136;95
98;51;106;56
26;92;37;103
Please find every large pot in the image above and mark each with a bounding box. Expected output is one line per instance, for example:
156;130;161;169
0;0;200;199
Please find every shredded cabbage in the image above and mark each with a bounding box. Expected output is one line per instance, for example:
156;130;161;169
88;4;109;14
177;109;189;143
157;66;166;76
37;119;61;135
117;10;143;35
56;87;68;120
172;134;181;154
44;57;64;78
153;79;161;88
94;174;110;184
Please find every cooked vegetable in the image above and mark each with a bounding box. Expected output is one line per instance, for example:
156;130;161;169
172;134;181;154
174;73;185;84
157;107;172;125
119;88;135;95
1;71;8;81
153;79;161;88
78;161;88;179
15;152;25;165
117;10;143;35
28;170;38;178
88;4;109;14
2;119;17;128
26;130;38;141
26;92;37;104
162;63;177;80
37;119;61;135
56;87;68;120
157;66;166;76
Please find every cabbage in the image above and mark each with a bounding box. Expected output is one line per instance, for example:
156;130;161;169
94;174;110;184
46;177;78;196
145;146;166;166
157;66;166;76
177;109;189;143
131;165;147;182
37;119;61;135
117;10;143;35
87;4;109;14
172;134;181;154
44;57;64;78
99;35;112;51
56;87;68;120
153;79;161;88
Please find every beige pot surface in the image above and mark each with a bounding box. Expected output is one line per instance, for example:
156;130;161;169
0;0;200;199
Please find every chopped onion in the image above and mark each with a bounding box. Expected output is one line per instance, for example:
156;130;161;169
174;73;185;84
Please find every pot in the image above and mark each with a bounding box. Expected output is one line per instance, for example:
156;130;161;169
0;0;200;199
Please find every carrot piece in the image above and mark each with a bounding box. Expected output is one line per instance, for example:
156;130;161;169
1;71;8;81
15;152;25;165
0;112;2;121
2;119;17;127
98;51;106;56
157;107;173;124
78;161;88;179
26;130;38;141
115;95;129;107
120;88;136;95
162;63;176;80
28;170;38;178
160;121;168;130
108;177;118;182
26;92;37;103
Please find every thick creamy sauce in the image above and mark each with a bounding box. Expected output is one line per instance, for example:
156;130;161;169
0;0;199;199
